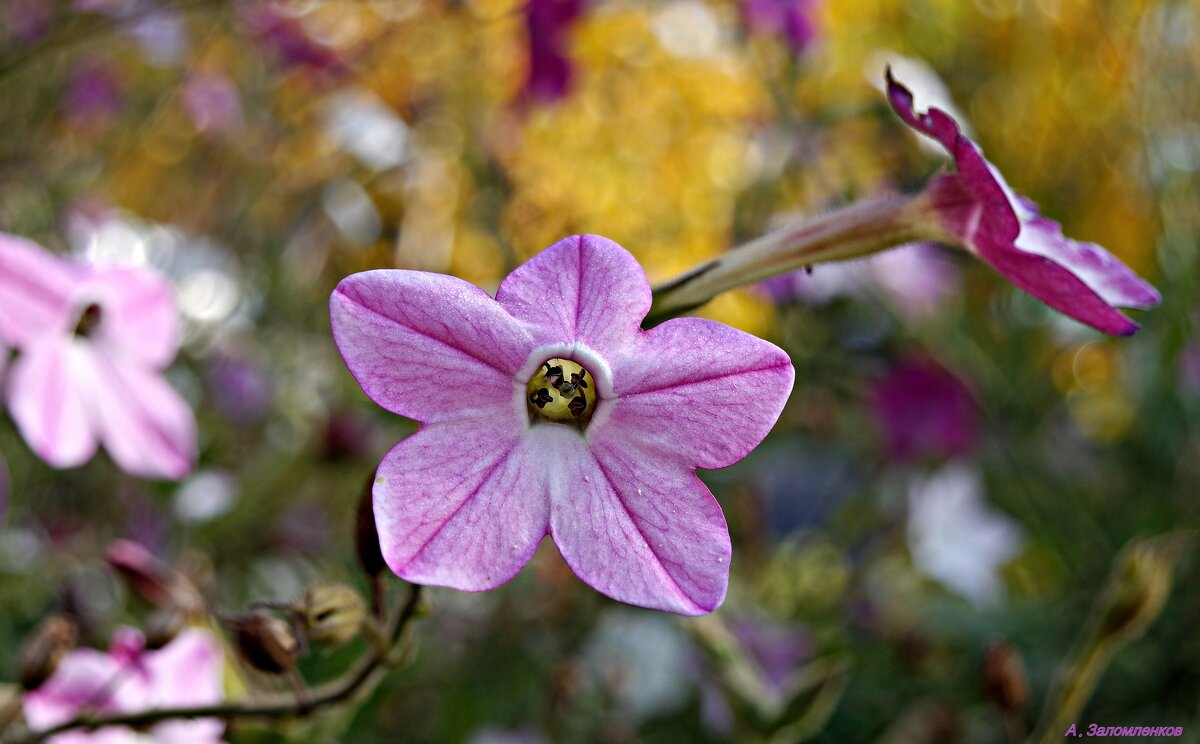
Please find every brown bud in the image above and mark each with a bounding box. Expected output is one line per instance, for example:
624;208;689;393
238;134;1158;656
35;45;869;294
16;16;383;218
105;540;204;615
1095;533;1190;643
230;611;298;674
355;474;386;578
295;583;367;647
982;641;1027;713
143;607;187;651
18;615;78;690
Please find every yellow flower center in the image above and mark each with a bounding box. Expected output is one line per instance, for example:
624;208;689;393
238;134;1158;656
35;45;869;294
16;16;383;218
526;358;596;426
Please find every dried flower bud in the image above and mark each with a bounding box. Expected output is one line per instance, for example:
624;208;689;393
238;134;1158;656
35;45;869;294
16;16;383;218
1096;533;1190;643
295;583;367;647
982;641;1027;713
230;611;298;674
105;539;204;615
355;474;386;579
144;607;187;651
18;615;78;690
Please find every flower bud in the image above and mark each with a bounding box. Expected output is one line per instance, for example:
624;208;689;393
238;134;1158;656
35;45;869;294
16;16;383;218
105;539;204;615
982;641;1027;714
17;615;78;690
1096;533;1190;644
355;475;386;578
229;611;298;674
295;583;367;647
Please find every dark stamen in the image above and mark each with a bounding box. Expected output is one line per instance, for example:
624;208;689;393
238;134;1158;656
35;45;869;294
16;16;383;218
568;396;586;417
529;388;553;409
73;303;103;338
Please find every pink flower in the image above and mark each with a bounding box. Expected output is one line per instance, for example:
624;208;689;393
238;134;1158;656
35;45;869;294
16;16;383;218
331;235;794;614
741;0;819;55
0;233;196;479
868;355;979;463
23;627;226;744
887;71;1161;336
522;0;585;103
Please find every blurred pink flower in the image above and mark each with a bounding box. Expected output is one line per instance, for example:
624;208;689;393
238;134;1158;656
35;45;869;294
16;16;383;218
887;72;1161;336
63;62;122;130
741;0;819;54
0;233;196;479
868;355;979;463
522;0;585;103
331;235;794;614
23;627;225;744
182;73;242;134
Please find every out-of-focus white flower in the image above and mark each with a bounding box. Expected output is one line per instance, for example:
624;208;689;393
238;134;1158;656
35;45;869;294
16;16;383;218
906;463;1023;606
323;89;409;171
583;610;691;719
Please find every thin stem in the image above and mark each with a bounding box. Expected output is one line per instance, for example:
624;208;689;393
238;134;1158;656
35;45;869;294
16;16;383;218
1031;634;1114;744
646;193;930;324
10;584;424;744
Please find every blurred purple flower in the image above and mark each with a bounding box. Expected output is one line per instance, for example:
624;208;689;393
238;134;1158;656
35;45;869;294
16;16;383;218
0;233;196;479
63;63;122;129
888;72;1161;336
907;463;1023;606
869;355;979;463
182;73;242;135
24;627;226;743
741;0;818;54
331;235;793;614
523;0;585;103
242;6;343;73
206;352;272;425
4;0;51;43
729;616;812;691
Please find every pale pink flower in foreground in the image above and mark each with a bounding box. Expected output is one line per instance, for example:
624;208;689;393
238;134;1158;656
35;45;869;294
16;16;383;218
0;233;195;479
331;235;794;614
23;627;226;744
888;72;1161;336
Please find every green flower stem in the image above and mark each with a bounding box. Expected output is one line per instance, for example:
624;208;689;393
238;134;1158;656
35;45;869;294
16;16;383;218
646;193;930;325
10;584;424;744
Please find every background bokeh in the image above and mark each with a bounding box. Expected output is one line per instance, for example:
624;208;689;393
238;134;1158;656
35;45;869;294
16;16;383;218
0;0;1197;741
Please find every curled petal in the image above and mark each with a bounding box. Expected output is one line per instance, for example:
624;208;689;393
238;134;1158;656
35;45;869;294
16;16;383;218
496;234;651;357
88;349;196;480
606;317;794;470
887;71;1160;335
550;433;731;615
81;265;180;369
373;415;549;591
7;339;98;469
0;234;76;347
331;270;533;424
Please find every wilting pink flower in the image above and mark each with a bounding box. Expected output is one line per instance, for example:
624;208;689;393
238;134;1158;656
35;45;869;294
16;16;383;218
868;355;979;463
522;0;585;103
887;71;1161;336
0;233;196;479
741;0;818;55
23;627;225;744
331;235;794;614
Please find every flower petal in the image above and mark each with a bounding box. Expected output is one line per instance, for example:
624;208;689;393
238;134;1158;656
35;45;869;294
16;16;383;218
143;629;226;744
331;270;533;424
373;415;549;591
7;339;98;469
0;233;77;347
1015;215;1162;310
88;349;197;480
549;433;731;615
605;317;794;470
81;265;181;369
495;235;651;357
888;71;1158;335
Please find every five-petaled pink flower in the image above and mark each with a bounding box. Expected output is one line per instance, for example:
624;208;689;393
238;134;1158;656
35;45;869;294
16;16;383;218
887;71;1161;336
23;627;226;744
0;233;196;479
331;235;794;614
